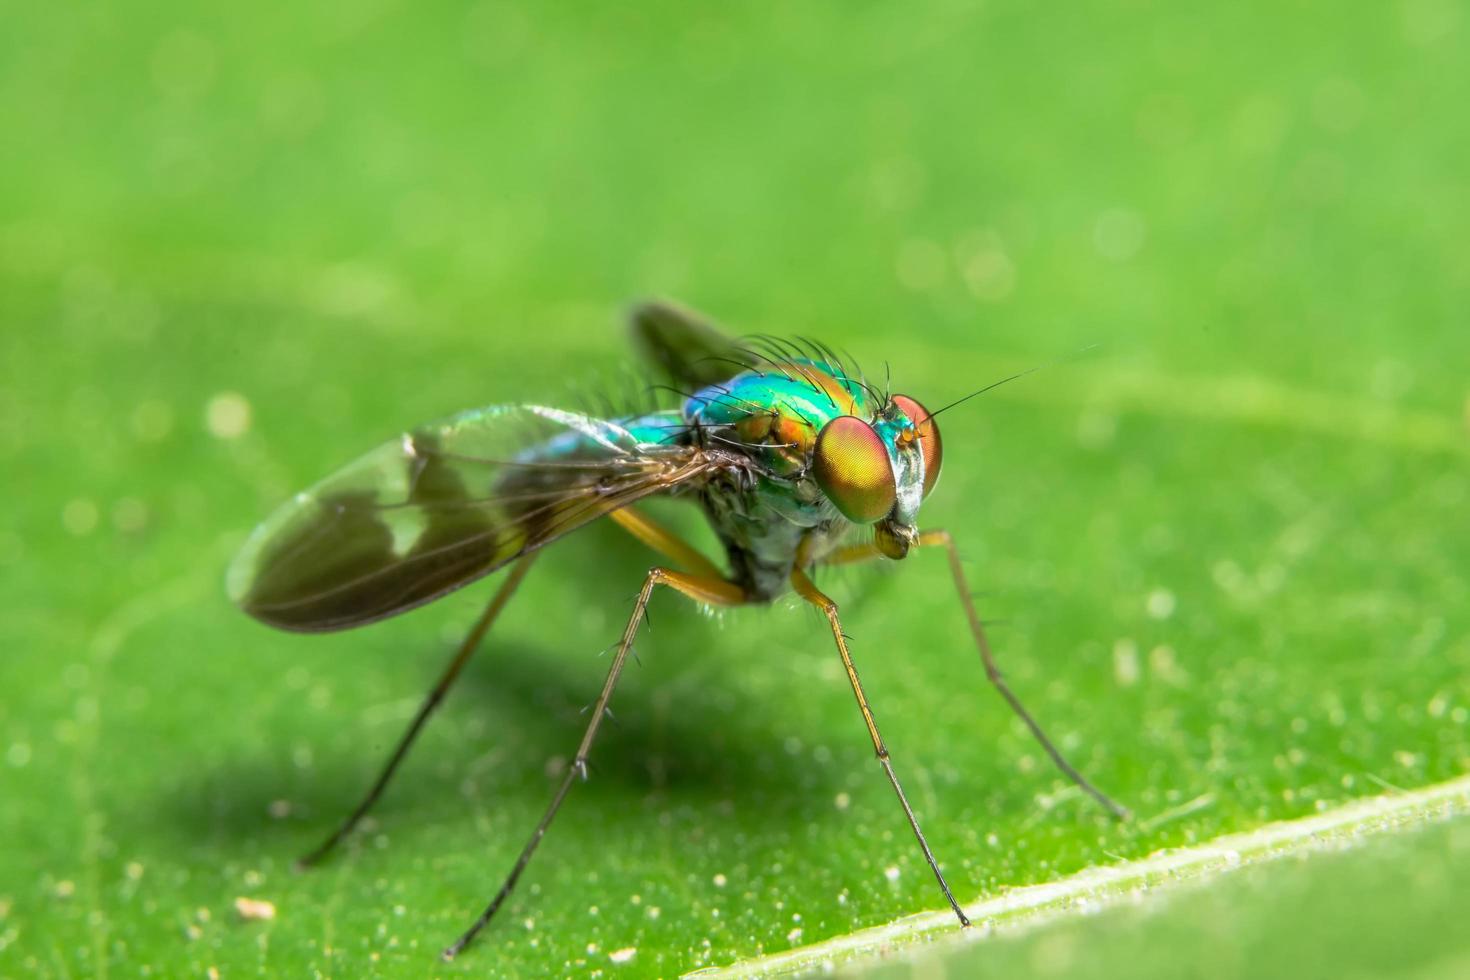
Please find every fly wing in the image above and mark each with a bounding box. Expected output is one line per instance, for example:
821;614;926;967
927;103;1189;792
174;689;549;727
628;299;757;390
227;404;717;633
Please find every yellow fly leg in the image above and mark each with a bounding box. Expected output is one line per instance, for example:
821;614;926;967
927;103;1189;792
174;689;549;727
443;565;748;960
606;505;726;578
296;553;540;869
787;562;971;927
821;531;1130;820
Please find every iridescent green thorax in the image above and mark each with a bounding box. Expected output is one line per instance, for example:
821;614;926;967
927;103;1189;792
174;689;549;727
677;358;929;597
683;358;871;476
684;359;925;516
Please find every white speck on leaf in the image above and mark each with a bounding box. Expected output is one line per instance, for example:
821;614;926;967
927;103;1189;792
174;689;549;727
234;897;276;921
1146;588;1176;619
205;391;251;439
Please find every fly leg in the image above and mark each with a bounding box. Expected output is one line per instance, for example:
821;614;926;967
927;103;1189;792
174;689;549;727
606;506;727;578
822;532;1130;820
296;553;538;869
442;566;748;960
789;565;971;928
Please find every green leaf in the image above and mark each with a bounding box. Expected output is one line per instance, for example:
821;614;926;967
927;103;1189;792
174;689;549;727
4;0;1469;977
702;778;1470;977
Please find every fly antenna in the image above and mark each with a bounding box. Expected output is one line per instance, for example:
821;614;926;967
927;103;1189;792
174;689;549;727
926;344;1102;421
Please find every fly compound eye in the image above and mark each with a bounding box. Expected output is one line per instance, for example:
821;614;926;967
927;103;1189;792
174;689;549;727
891;394;942;498
812;416;896;523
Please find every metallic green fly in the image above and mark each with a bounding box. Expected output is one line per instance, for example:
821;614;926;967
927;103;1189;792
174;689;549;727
227;301;1127;959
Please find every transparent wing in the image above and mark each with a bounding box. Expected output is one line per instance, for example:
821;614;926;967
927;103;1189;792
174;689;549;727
227;404;717;633
629;299;756;390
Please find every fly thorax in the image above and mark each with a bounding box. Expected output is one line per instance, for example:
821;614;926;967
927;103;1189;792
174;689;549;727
733;411;815;475
755;472;832;527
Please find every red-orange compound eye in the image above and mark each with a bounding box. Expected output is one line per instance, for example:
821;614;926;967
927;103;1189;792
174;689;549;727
812;416;896;524
892;394;942;498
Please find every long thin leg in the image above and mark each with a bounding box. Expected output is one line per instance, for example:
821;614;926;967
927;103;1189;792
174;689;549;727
296;554;539;869
789;565;971;928
442;566;747;960
822;532;1129;820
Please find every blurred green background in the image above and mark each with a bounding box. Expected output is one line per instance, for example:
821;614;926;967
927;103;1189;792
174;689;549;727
3;0;1468;976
